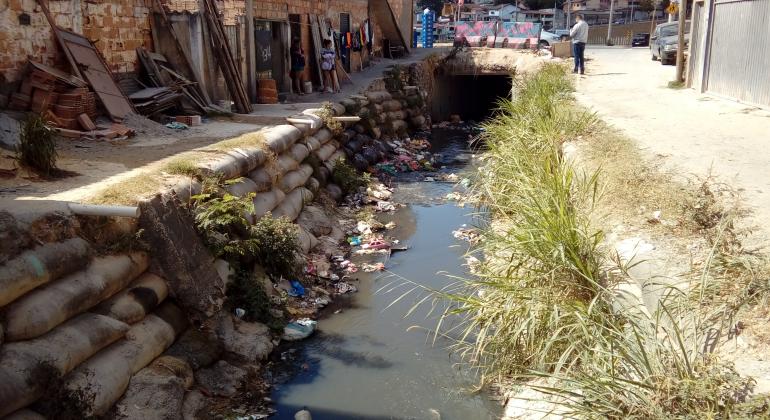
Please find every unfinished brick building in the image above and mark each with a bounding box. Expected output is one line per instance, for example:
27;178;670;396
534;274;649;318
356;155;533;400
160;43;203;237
0;0;413;109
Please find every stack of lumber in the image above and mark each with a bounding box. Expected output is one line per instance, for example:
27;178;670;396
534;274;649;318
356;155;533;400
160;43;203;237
201;0;251;114
129;87;183;115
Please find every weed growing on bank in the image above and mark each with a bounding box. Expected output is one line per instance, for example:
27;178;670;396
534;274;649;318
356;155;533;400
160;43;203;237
413;63;770;418
332;158;370;195
17;114;57;176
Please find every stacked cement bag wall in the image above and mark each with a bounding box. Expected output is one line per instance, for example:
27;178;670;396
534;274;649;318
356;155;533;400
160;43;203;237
339;68;430;172
0;73;430;417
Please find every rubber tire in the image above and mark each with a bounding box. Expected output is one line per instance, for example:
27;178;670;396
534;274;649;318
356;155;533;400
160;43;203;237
539;40;549;49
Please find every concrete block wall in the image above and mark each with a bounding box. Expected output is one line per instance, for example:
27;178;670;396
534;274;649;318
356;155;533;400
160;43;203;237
0;0;153;82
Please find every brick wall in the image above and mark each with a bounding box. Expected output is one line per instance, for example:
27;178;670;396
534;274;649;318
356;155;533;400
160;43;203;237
0;0;153;82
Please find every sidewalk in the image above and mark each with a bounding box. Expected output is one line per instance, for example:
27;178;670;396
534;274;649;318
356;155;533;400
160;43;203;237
575;47;770;244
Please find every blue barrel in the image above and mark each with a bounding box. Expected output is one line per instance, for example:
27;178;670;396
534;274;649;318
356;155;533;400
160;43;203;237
421;11;434;48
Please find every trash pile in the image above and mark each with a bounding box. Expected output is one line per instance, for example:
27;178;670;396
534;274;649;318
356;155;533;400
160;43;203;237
374;135;437;176
452;225;482;245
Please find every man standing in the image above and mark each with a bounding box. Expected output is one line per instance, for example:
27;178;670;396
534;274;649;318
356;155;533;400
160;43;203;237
570;14;588;74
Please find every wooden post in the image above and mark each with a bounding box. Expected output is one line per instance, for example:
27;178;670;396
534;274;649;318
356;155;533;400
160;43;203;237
245;0;256;102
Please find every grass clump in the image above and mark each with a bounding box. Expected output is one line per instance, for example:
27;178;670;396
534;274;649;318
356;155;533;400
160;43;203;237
317;102;343;135
164;157;200;177
17;114;57;176
393;62;770;418
332;158;370;195
250;214;300;277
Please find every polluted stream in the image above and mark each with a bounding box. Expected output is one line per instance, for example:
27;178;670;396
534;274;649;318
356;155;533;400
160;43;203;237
269;128;501;419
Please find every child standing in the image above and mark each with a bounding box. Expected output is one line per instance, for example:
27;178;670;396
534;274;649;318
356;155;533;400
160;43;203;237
320;39;340;93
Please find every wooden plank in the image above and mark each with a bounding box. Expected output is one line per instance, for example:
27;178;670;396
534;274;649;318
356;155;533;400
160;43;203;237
35;0;83;79
56;28;136;121
308;14;324;89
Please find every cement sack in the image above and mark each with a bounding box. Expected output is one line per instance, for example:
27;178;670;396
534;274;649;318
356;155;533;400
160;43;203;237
0;313;129;416
315;128;333;144
305;177;320;195
364;91;391;104
63;303;186;416
271;187;307;221
340;98;359;114
3;252;148;341
279;164;314;193
370;126;382;139
410;115;427;128
0;237;91;307
329;102;346;116
248;166;281;192
276;152;299;174
352;154;369;171
253;188;285;220
288;143;310;163
289;114;322;135
325;184;343;201
213;312;274;363
224;177;259;197
387;110;406;121
327;150;346;166
316;142;338;162
169;178;202;204
302;135;322;152
5;409;46;420
92;273;169;324
357;107;371;119
372;103;384;114
313;166;329;186
382;99;403;112
374;112;387;124
341;129;356;143
297;226;319;254
300;187;314;205
264;125;303;154
353;123;365;134
363;147;381;164
203;148;267;180
345;138;364;154
391;120;408;135
111;356;192;420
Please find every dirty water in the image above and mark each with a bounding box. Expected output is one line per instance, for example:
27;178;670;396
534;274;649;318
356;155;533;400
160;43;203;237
270;129;501;419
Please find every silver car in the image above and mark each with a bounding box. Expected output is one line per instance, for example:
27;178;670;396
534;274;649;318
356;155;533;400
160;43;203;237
651;21;690;65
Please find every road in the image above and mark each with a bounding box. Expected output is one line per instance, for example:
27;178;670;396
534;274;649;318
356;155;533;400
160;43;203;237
575;46;770;245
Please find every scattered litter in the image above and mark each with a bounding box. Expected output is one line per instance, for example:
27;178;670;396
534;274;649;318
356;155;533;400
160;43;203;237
367;185;393;200
165;121;189;130
446;192;463;201
453;227;481;244
385;221;397;229
465;256;481;272
647;210;662;224
233;414;269;420
234;308;246;318
357;221;373;235
348;236;362;246
362;239;390;250
460;178;471;188
362;262;386;272
288;280;305;297
376;201;396;212
390;245;410;254
314;296;331;307
424;176;435;182
282;318;317;341
336;282;358;294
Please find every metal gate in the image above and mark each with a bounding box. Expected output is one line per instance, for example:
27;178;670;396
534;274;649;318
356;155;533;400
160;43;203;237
705;0;770;107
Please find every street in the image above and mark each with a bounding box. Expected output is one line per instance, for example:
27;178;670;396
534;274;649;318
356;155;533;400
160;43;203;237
575;47;770;244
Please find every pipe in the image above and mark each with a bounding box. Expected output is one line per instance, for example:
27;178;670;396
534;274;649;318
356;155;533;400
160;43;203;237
68;203;140;218
333;116;361;122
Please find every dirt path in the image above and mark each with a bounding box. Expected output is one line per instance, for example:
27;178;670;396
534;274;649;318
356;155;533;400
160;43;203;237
574;46;770;246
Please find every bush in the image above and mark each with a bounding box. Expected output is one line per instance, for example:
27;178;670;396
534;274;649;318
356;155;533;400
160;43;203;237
251;214;300;277
17;114;57;176
332;158;370;195
192;181;259;261
226;267;285;330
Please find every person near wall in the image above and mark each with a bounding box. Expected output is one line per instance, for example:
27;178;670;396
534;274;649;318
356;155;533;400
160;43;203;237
290;38;306;95
570;14;589;75
320;39;339;93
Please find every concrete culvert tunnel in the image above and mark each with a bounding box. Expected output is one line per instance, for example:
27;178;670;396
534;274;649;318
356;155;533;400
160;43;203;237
431;74;513;122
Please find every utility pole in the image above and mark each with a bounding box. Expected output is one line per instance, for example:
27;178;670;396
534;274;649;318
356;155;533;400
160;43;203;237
607;0;615;45
567;0;572;28
675;0;687;82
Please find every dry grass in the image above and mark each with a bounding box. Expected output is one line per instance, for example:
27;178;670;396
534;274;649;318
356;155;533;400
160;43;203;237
86;173;164;205
86;131;268;205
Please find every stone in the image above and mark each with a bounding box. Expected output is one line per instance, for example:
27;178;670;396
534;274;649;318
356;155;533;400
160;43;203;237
194;360;247;397
111;359;189;420
0;113;20;151
181;390;209;420
165;327;222;370
325;183;343;201
297;205;333;237
213;312;273;363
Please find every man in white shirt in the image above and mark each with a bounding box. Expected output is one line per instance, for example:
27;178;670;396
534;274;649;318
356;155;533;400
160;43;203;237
570;14;589;74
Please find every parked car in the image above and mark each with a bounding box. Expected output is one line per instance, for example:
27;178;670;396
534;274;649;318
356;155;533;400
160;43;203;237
552;29;571;41
651;21;690;65
632;32;650;47
538;30;562;48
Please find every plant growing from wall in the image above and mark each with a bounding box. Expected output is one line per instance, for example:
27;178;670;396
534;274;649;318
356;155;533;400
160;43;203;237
332;157;370;195
226;266;286;330
250;214;300;278
16;114;57;177
317;102;343;135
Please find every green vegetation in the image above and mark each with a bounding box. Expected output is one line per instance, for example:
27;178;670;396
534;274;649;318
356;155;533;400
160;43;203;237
164;157;201;177
192;177;299;277
227;267;285;330
332;158;370;195
17;114;57;176
317;102;343;135
399;63;770;418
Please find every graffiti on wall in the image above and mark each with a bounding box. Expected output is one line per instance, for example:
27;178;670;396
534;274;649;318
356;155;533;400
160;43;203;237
454;21;542;49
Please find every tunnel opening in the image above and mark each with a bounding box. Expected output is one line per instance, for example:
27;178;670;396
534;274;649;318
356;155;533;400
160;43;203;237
431;74;512;123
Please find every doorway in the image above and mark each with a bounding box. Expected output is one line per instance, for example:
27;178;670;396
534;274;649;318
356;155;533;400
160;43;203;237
339;12;351;73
